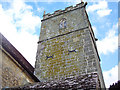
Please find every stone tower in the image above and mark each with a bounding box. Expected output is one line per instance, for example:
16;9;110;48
35;2;105;88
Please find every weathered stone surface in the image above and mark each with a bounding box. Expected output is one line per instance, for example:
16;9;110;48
35;28;99;82
39;4;88;42
4;73;100;90
0;49;35;88
35;2;105;88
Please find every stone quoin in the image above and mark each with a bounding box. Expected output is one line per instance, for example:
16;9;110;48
34;2;105;89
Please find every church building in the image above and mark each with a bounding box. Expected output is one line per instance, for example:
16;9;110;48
0;33;39;89
35;1;105;89
2;1;105;89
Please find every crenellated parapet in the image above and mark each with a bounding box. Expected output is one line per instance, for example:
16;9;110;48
42;2;87;21
35;1;105;88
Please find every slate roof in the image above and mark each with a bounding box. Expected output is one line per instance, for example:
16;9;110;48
4;73;101;89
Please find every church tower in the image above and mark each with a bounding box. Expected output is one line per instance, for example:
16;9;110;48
35;2;105;88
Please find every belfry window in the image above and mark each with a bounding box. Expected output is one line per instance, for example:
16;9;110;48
59;18;67;29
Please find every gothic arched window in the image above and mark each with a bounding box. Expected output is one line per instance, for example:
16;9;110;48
59;18;67;29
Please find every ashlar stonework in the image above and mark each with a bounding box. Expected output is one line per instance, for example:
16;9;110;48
34;2;105;89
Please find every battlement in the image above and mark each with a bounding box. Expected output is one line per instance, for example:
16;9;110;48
42;2;87;21
35;2;105;88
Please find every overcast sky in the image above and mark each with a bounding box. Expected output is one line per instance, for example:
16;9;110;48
0;0;119;88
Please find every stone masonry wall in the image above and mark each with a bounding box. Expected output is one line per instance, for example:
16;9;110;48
5;73;100;89
1;49;35;88
39;3;89;42
35;27;98;82
35;2;105;88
